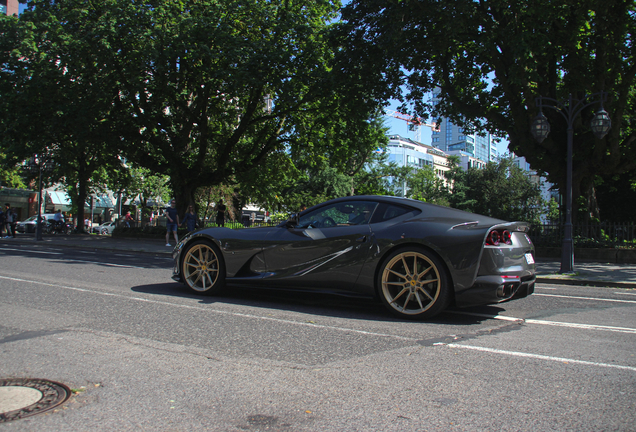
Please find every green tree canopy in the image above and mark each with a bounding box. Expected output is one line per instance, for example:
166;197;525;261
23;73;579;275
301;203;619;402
405;164;448;206
1;3;127;230
341;0;636;222
1;0;386;219
464;157;546;224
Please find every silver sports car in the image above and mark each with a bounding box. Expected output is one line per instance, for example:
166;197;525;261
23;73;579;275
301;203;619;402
172;195;536;319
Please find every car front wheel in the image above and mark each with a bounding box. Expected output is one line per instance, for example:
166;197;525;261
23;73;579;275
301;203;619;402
378;247;450;319
181;240;226;295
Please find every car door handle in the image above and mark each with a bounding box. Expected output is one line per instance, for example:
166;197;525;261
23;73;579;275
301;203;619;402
356;235;367;242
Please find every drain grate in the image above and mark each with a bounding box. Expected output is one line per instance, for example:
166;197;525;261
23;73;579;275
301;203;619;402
0;378;71;423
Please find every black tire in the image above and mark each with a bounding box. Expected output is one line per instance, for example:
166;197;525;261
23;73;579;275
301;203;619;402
181;240;226;295
377;247;450;319
101;228;109;235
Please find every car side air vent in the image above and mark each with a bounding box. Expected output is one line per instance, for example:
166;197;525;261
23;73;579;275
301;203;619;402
450;221;479;230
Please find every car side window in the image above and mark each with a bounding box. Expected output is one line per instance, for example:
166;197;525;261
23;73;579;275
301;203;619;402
298;201;378;228
370;204;414;224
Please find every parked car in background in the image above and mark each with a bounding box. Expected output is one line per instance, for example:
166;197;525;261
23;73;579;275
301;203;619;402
16;214;58;233
92;220;117;235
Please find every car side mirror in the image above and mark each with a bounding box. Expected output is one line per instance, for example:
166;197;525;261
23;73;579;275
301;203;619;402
285;213;299;228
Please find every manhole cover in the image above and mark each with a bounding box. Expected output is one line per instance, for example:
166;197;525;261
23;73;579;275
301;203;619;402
0;378;71;423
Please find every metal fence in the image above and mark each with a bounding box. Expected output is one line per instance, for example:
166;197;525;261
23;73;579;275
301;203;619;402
202;220;280;229
528;222;636;248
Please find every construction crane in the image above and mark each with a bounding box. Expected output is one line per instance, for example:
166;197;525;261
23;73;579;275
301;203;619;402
385;110;439;143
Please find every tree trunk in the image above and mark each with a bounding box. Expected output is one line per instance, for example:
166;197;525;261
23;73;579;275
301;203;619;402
570;174;601;225
170;177;197;225
74;155;89;234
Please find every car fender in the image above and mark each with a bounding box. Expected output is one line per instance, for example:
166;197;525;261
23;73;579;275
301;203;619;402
175;227;275;278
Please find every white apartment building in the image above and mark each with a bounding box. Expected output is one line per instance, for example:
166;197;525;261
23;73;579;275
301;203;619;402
387;135;450;177
386;134;451;196
445;150;488;171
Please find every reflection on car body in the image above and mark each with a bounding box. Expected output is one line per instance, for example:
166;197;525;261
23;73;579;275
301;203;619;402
171;195;536;319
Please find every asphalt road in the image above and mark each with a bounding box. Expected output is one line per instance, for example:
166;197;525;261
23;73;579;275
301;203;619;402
1;244;635;431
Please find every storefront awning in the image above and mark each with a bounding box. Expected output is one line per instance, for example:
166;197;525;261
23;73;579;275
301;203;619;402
47;191;115;209
47;191;71;206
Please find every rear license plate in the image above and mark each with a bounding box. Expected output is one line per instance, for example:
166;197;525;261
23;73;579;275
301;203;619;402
525;252;535;265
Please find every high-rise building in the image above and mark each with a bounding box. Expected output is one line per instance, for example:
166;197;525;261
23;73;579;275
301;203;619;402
431;88;497;162
1;0;19;16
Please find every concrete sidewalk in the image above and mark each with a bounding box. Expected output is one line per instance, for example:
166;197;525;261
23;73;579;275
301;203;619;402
1;233;635;288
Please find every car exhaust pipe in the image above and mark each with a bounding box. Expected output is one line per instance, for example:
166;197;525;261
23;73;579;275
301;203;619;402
497;283;519;298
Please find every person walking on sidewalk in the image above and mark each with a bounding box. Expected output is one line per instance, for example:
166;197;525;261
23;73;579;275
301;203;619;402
4;203;16;238
124;211;134;228
182;205;197;232
0;206;5;238
165;200;180;247
215;199;226;227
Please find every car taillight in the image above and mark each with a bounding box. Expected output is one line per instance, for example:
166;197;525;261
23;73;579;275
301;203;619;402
502;230;511;244
486;229;513;246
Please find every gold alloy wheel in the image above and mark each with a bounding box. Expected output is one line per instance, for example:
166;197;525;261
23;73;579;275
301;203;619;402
381;251;441;315
182;243;221;292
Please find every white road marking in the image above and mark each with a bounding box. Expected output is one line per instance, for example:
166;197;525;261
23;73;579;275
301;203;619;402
534;293;636;304
524;319;636;334
444;344;636;372
61;259;147;269
1;248;63;255
447;311;636;334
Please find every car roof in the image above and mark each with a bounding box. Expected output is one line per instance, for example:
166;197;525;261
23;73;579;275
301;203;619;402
322;195;507;224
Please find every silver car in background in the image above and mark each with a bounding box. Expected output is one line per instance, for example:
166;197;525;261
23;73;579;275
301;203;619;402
92;220;118;235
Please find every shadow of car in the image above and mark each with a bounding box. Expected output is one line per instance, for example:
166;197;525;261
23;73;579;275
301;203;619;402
92;220;118;235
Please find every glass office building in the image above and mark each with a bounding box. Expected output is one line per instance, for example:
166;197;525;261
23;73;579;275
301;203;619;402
431;88;497;163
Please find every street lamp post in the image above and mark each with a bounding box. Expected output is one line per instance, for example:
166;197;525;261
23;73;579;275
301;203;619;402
27;155;54;241
531;92;611;273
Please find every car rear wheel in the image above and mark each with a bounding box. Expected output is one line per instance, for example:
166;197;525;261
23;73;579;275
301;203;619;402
378;247;450;319
101;228;109;235
181;240;226;294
